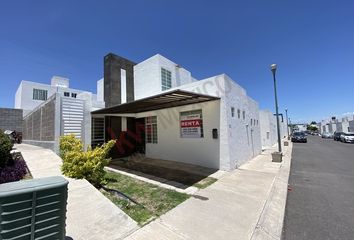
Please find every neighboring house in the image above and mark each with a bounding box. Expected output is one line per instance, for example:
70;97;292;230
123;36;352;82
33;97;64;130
293;124;307;132
15;76;103;116
92;53;263;171
18;76;104;151
319;115;354;134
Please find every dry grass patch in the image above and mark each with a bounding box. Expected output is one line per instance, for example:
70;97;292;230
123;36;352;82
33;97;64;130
102;170;190;225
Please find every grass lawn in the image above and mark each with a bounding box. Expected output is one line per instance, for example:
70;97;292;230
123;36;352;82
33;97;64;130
102;170;190;225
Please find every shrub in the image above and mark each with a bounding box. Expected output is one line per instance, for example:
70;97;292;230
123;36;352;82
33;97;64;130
0;159;28;184
59;134;83;159
60;135;116;186
0;131;13;167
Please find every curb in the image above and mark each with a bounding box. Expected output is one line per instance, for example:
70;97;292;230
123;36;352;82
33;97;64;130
251;141;293;240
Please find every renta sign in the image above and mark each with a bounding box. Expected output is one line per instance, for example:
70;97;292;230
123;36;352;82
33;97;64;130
180;112;203;138
180;119;202;127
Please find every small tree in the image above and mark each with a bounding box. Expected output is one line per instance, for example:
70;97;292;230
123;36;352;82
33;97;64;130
307;125;318;131
60;135;116;186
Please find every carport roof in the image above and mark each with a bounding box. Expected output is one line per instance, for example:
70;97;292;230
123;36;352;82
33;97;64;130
91;89;220;114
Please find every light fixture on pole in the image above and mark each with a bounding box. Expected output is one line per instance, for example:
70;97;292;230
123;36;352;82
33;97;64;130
270;64;282;162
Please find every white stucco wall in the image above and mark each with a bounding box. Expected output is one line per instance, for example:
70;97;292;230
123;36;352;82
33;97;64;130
14;82;22;109
260;110;277;149
134;54;197;100
159;74;261;170
223;76;262;168
136;100;221;169
97;78;104;102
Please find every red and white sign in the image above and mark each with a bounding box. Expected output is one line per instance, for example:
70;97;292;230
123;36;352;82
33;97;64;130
180;112;203;138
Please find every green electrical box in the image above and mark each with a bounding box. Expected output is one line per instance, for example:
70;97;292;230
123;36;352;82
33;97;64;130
0;176;69;240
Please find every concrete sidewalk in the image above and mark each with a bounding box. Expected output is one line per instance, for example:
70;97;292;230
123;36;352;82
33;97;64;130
16;144;138;240
125;142;293;240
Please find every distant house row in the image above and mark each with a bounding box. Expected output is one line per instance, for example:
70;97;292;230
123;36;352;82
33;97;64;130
13;53;288;171
319;116;354;134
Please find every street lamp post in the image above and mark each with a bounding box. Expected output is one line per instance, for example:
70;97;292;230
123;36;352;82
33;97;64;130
285;108;290;139
270;64;282;153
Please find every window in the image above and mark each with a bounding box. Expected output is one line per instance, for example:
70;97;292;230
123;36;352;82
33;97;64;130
257;120;259;125
33;89;48;100
64;92;70;97
237;109;241;119
71;93;77;98
180;109;203;138
161;68;172;91
267;132;270;139
91;118;104;146
231;107;235;117
242;110;245;120
146;116;158;143
251;119;253;126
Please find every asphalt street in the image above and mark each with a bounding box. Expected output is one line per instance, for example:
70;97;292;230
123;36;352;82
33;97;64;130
282;135;354;240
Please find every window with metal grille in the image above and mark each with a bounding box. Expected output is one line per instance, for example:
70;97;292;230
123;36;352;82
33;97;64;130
146;116;157;143
33;89;48;100
161;68;172;91
91;118;104;146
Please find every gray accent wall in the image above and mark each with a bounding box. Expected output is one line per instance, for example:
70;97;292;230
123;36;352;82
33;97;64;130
0;108;23;132
23;95;56;141
103;53;135;107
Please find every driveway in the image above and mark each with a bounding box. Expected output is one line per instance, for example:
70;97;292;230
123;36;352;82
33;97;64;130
282;136;354;240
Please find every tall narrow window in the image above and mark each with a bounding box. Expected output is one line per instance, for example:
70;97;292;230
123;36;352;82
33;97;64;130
92;118;104;146
231;107;235;117
146;116;158;143
161;68;172;91
237;109;241;119
33;89;48;100
267;132;270;139
242;110;246;120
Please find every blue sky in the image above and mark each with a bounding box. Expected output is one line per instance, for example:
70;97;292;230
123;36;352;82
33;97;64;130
1;0;353;123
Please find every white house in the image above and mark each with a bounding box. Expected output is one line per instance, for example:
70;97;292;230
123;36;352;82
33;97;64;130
18;76;104;151
15;76;101;116
92;53;262;171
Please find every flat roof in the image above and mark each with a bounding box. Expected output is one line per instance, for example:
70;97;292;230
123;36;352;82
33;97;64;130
91;90;220;114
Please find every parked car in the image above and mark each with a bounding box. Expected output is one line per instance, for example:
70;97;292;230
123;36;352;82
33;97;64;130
321;132;333;139
340;132;354;143
291;132;307;143
334;132;343;141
